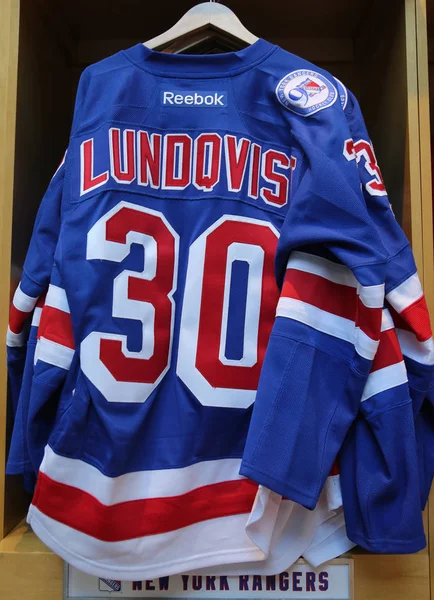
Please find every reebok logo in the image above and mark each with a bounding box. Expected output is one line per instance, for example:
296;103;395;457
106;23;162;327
161;91;227;107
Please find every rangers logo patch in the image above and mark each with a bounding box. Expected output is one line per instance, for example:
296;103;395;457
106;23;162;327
276;70;337;116
99;578;122;592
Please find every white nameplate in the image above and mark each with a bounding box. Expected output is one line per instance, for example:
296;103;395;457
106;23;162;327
65;559;353;600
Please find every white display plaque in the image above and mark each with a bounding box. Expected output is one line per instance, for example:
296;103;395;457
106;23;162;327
65;559;353;600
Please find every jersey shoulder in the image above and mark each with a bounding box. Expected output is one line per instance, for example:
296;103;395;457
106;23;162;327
81;47;135;80
72;46;155;136
234;46;349;147
265;47;344;115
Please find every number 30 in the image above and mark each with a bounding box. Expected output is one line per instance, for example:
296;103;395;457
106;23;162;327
81;201;279;408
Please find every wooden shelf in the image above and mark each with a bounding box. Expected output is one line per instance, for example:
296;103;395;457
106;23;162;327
0;520;63;600
0;523;430;600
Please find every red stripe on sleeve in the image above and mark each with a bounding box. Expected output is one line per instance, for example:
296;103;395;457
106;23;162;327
9;305;30;334
389;295;433;342
397;296;432;342
282;269;381;340
38;306;75;349
282;270;356;322
32;472;258;542
371;328;403;373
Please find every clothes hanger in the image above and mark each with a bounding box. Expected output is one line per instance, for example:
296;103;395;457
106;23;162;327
144;1;258;54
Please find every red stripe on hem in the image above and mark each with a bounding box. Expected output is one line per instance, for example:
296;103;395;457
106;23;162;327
32;472;258;542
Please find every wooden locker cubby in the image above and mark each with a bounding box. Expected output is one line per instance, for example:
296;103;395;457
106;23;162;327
0;1;432;598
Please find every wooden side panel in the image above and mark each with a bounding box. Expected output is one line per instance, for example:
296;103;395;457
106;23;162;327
416;3;434;302
0;0;20;540
413;3;434;598
404;0;425;260
3;0;77;537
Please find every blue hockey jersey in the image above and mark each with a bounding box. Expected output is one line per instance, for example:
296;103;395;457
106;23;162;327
6;38;432;577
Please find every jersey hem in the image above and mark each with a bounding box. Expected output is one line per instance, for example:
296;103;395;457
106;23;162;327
28;509;266;580
346;529;426;553
303;527;356;567
239;464;317;510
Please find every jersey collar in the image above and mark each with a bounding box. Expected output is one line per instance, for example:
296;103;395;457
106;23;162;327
123;38;276;78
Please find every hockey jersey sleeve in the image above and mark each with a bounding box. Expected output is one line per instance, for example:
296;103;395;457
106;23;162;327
342;89;434;512
6;63;91;371
389;283;434;510
339;308;425;552
6;67;93;479
27;258;76;473
7;157;65;350
240;105;390;511
7;295;45;477
7;64;92;351
6;159;65;478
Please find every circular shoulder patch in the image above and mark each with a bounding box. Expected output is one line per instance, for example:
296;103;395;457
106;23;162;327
276;70;337;117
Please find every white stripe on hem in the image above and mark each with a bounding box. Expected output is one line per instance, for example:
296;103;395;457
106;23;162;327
27;506;266;581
